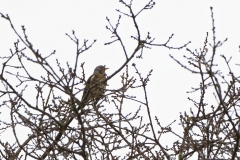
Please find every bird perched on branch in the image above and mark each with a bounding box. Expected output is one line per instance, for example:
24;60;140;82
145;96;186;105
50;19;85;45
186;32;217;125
81;65;109;105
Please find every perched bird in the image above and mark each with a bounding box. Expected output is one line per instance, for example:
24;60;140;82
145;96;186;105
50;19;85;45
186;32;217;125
81;65;109;105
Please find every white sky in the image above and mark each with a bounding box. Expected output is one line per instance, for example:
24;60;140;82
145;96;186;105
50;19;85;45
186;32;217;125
1;0;240;159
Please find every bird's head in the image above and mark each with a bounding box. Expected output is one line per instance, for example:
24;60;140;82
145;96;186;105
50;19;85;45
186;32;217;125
93;65;109;75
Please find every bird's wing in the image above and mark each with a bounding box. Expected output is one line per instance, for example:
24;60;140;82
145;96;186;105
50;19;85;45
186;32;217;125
81;74;94;102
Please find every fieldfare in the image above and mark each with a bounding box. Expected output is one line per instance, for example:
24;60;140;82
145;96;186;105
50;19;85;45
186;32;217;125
81;65;109;104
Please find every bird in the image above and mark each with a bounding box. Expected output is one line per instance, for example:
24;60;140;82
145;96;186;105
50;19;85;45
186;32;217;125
81;65;109;105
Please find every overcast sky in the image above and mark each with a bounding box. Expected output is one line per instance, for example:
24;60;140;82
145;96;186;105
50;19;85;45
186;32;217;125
1;0;240;158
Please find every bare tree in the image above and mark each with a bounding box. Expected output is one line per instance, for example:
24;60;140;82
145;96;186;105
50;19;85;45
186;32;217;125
0;1;238;160
169;7;240;160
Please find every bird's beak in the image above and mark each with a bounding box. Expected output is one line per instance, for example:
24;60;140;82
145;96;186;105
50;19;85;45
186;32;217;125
105;68;109;70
